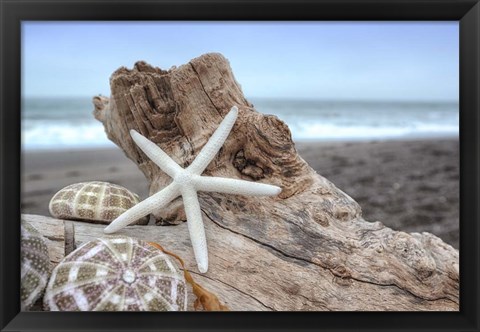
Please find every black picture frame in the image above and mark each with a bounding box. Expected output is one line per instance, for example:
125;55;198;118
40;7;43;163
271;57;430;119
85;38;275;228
1;0;479;331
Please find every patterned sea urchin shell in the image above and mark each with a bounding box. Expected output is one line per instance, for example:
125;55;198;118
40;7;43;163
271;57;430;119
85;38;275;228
21;220;50;310
49;181;148;225
43;236;188;311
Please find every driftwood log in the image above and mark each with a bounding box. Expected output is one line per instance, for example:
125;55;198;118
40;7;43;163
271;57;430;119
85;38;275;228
88;53;458;311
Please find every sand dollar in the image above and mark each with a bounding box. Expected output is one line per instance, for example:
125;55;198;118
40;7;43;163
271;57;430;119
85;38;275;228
21;220;50;310
49;181;148;225
43;236;187;311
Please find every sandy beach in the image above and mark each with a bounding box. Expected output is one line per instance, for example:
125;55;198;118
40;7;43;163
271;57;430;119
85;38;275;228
22;138;459;249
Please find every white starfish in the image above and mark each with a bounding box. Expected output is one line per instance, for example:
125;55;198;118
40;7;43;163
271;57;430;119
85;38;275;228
104;106;282;273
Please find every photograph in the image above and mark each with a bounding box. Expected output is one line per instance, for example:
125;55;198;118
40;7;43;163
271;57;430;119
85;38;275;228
20;21;459;312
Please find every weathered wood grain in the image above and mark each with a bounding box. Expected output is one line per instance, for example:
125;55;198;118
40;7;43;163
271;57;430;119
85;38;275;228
89;53;459;311
23;213;458;311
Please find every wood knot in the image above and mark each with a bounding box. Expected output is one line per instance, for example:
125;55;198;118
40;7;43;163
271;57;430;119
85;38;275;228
243;165;265;180
282;283;301;295
313;208;330;227
233;150;266;180
332;193;362;221
332;265;350;278
334;209;352;221
389;232;436;279
233;150;247;170
331;265;353;286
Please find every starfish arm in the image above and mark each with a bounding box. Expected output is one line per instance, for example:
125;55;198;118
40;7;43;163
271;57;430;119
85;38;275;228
194;176;282;196
181;186;209;273
187;106;238;175
130;130;184;178
104;183;180;234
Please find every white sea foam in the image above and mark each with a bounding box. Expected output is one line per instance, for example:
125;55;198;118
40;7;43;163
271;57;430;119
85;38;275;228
22;121;116;150
290;122;458;141
21;97;459;150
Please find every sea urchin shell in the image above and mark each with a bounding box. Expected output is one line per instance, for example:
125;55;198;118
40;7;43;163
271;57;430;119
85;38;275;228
49;181;149;225
21;220;50;310
43;236;187;311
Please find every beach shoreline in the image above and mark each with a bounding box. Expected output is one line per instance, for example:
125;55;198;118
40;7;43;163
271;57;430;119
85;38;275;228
22;137;459;249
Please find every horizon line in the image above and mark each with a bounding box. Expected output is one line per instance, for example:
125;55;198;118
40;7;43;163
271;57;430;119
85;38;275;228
22;95;459;104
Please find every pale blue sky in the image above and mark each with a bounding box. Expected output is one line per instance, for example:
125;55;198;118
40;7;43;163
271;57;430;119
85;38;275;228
22;22;458;101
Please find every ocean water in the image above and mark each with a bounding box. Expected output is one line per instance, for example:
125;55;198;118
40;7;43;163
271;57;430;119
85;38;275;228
22;97;459;150
253;98;459;141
